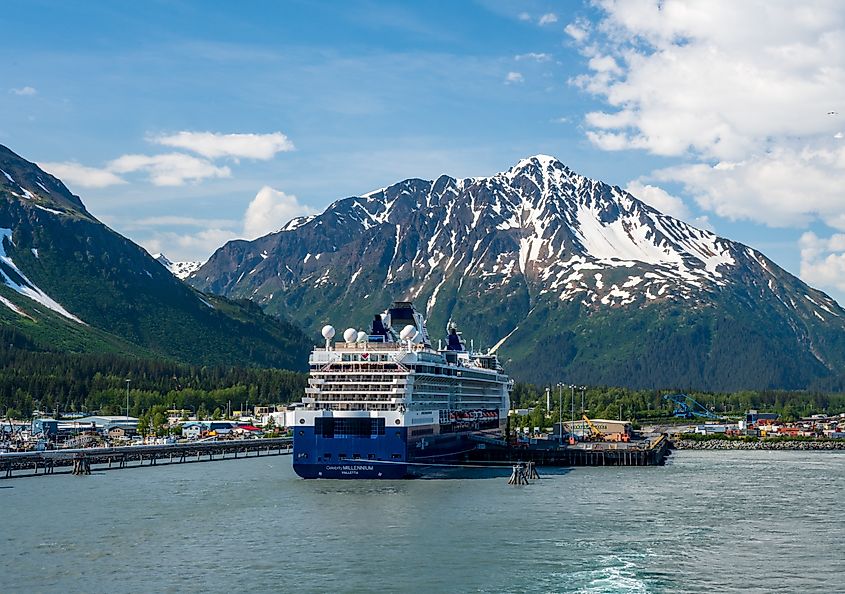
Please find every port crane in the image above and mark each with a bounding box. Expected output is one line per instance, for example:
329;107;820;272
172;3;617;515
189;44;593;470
663;393;720;419
581;414;605;440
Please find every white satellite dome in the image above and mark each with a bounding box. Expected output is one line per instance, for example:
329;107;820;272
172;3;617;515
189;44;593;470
321;325;336;340
356;331;368;343
343;328;358;343
399;325;417;341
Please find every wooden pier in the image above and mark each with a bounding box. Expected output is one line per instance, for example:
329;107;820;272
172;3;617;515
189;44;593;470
0;437;292;480
469;434;671;467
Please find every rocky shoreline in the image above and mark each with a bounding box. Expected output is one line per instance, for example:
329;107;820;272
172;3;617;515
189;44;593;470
671;439;845;451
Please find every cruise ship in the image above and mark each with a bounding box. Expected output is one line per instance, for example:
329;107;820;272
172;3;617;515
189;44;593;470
292;302;512;479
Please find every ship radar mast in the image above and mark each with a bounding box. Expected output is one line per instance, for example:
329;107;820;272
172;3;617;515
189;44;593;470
445;319;465;351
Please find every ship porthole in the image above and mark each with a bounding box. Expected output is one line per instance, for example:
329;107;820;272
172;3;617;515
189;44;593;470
395;419;401;425
299;419;305;424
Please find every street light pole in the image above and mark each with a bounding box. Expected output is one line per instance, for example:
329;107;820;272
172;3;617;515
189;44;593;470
557;383;563;444
125;379;130;419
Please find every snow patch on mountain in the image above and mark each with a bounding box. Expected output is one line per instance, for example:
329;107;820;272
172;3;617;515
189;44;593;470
0;294;33;319
0;228;84;323
153;253;203;280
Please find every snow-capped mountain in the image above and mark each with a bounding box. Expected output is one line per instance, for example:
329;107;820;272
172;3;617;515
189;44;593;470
190;155;845;390
0;144;310;369
153;253;202;280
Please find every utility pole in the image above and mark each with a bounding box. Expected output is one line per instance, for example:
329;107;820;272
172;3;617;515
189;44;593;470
581;387;585;415
570;385;575;427
125;379;131;419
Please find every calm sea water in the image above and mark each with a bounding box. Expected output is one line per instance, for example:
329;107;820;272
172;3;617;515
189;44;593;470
1;450;843;593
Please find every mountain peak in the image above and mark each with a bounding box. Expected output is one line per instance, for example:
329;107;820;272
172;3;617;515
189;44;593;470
0;144;90;215
507;154;566;174
189;155;845;389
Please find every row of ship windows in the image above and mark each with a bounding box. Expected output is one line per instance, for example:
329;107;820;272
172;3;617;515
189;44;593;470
339;354;394;362
311;375;406;382
316;404;398;411
312;363;401;371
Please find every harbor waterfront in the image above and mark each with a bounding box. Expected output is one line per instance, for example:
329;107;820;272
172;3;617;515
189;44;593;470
672;438;845;450
2;449;842;593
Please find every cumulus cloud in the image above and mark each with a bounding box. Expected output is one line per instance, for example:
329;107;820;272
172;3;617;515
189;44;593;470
142;185;316;260
151;131;295;160
38;162;126;189
142;228;238;263
504;71;524;85
108;153;231;186
9;86;37;96
799;231;845;293
243;186;315;239
39;130;295;189
570;0;845;235
564;20;589;42
625;180;690;220
517;12;531;22
538;13;558;26
652;144;845;229
572;1;845;161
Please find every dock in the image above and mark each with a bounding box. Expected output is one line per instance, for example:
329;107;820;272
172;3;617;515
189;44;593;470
0;437;292;480
468;433;671;467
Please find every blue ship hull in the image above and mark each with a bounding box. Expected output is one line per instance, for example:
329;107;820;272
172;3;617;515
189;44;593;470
292;424;497;479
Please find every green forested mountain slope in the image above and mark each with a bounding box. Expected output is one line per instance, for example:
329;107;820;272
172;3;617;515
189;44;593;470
0;144;311;370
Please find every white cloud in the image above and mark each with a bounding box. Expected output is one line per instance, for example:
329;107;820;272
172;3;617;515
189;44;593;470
564;21;589;42
538;13;558;26
504;71;524;85
625;180;690;220
799;231;845;293
514;52;552;62
570;1;845;234
142;228;238;263
574;1;845;160
653;144;845;229
9;86;37;96
151;131;294;160
517;12;531;22
38;161;126;188
139;185;316;261
243;186;314;239
108;153;231;186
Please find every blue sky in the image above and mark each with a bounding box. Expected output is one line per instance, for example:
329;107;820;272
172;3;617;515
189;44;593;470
2;1;845;302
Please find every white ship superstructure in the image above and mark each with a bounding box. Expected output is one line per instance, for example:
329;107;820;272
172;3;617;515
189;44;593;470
292;301;512;479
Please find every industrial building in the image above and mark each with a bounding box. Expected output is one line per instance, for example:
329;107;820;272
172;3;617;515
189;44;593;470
553;419;632;439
